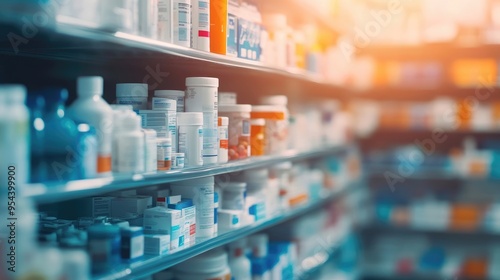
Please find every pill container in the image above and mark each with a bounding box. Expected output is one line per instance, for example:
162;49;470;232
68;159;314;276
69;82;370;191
171;152;185;169
191;0;210;51
218;117;229;163
218;104;251;160
173;248;231;280
250;118;265;156
218;182;246;211
251;105;288;155
143;129;158;173
157;137;172;171
87;225;121;273
171;176;214;242
155;90;185;113
151;97;178;152
185;77;219;165
210;0;228;55
116;83;148;110
177;112;203;167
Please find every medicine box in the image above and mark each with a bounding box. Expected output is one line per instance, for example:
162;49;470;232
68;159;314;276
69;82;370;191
137;187;170;207
168;199;196;247
144;234;170;256
62;196;114;219
111;195;153;218
143;206;184;250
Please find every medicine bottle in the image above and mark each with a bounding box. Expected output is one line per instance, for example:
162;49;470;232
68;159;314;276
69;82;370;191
219;104;251;160
177;112;203;167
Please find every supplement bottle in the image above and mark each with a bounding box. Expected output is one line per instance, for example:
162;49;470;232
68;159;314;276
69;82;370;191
185;77;219;164
177;112;204;167
67;76;113;175
191;0;210;51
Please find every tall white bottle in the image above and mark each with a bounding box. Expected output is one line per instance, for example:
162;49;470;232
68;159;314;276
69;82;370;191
228;238;252;280
67;76;113;176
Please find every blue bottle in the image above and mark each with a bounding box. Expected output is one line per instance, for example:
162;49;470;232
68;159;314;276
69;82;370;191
27;95;47;183
38;88;81;182
75;123;98;179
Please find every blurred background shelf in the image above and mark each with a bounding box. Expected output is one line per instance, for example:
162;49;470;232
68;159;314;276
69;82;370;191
351;87;500;101
359;44;500;60
93;181;360;280
359;223;500;239
26;145;351;204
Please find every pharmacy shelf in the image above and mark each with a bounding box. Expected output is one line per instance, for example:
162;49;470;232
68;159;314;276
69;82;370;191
25;145;352;204
365;165;500;183
359;223;500;239
359;43;500;60
352;87;500;101
362;272;491;280
93;181;361;280
0;17;341;89
294;218;352;279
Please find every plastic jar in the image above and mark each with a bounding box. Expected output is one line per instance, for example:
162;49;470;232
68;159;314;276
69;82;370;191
218;116;229;163
155;90;185;113
171;152;185;169
210;0;228;54
173;248;231;280
87;225;121;274
218;182;246;211
143;129;158;172
251;105;288;155
157;137;172;171
116;83;148;110
171;176;215;242
218;92;237;105
151;97;178;153
218;104;251;160
250;118;265;156
177;112;203;167
270;161;292;210
191;0;210;51
185;77;219;164
241;168;268;222
114;113;145;173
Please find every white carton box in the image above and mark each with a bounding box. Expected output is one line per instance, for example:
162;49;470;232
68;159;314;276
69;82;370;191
143;207;184;250
144;234;170;256
111;195;153;218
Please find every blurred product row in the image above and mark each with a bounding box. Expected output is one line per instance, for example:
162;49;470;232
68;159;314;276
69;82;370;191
0;76;351;185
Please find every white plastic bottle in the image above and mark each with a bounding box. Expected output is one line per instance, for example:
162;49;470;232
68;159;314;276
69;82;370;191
115;114;145;173
228;239;252;280
177;112;203;167
185;77;219;165
158;0;173;42
191;0;210;51
173;0;191;47
67;76;113;175
0;85;29;188
139;0;159;39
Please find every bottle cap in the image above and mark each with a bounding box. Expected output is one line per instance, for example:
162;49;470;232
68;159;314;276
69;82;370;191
219;104;252;113
0;84;26;104
186;77;219;87
154;90;185;97
77;76;103;97
177;112;203;126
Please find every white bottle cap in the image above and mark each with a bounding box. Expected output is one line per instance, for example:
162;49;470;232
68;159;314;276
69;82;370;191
250;118;265;126
77;76;103;97
154;90;185;97
116;83;148;97
177;112;203;126
0;85;26;104
260;95;288;106
271;161;292;170
218;116;229;126
219;104;252;113
185;77;219;87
